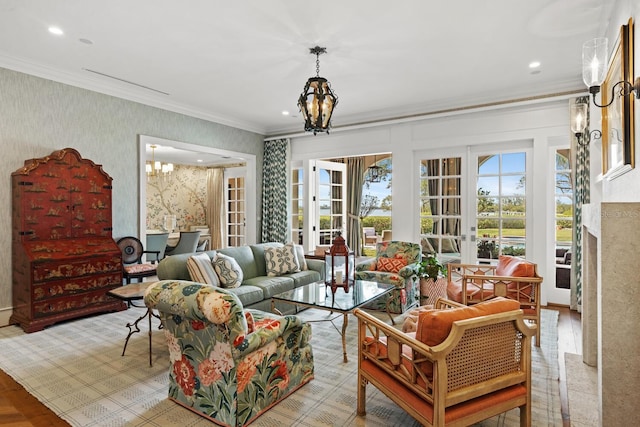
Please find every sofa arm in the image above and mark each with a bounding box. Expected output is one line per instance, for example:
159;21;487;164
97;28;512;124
234;310;307;358
306;258;326;280
398;262;419;278
356;259;376;272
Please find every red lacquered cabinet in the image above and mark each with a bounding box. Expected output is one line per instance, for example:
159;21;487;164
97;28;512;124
11;148;125;332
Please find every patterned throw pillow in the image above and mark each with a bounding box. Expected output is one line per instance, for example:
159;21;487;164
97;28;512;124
212;253;243;288
264;243;301;277
186;252;220;286
376;257;408;273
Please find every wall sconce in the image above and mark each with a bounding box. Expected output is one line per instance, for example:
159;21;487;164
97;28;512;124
570;103;602;146
582;37;640;108
298;46;338;135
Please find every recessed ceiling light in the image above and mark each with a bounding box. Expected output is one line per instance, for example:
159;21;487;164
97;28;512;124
529;61;541;69
78;38;93;45
197;159;203;163
282;111;290;116
48;26;64;36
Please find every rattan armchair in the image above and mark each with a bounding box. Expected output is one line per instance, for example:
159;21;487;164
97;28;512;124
446;255;543;346
354;297;535;426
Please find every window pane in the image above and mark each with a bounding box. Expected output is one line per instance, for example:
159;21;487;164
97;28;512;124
501;152;525;173
478;155;498;174
501;175;525;196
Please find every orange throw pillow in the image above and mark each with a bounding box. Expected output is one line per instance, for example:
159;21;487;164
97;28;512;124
376;257;408;273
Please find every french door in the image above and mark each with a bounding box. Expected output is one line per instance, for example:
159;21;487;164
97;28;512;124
225;168;246;247
291;160;347;250
419;144;532;265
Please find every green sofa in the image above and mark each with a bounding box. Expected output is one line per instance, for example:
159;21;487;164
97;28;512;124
156;242;325;313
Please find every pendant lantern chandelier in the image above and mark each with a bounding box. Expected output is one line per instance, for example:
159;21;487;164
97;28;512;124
367;155;383;183
298;46;338;135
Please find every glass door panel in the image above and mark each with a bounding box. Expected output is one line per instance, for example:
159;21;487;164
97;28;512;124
419;157;462;263
226;173;245;247
475;152;527;263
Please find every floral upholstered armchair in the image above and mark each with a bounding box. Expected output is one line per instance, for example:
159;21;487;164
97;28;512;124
355;241;421;315
144;280;314;427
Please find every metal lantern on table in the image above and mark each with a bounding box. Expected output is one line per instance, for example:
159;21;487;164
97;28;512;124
325;232;355;293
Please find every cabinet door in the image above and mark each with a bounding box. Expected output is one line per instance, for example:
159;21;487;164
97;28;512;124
68;157;113;238
15;160;73;241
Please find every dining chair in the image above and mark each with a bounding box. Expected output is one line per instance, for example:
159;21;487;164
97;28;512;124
145;232;169;263
164;231;202;256
117;236;161;284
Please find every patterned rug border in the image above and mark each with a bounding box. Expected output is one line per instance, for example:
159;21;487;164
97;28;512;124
0;308;561;426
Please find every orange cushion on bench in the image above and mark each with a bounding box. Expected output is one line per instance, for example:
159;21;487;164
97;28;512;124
416;297;521;347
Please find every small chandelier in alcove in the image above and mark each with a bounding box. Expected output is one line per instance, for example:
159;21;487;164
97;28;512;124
146;144;174;180
297;46;338;135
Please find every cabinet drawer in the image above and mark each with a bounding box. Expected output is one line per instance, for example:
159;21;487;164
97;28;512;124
33;288;120;318
33;255;121;282
33;273;122;301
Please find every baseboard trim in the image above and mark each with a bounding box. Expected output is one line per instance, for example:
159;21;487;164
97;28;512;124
0;308;13;328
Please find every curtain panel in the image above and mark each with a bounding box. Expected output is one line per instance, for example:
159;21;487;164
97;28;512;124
347;157;364;256
261;139;290;243
206;168;226;249
570;96;590;312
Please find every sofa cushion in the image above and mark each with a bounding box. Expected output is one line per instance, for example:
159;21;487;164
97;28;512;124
225;285;264;307
213;253;243;288
218;246;258;280
416;297;521;347
287;270;322;287
293;244;308;271
242;275;295;298
495;255;535;277
264;243;300;277
186;252;219;286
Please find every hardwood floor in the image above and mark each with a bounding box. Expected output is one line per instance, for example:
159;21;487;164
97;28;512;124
0;305;581;426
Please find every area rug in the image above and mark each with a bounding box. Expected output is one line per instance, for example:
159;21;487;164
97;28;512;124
0;308;561;426
565;353;598;427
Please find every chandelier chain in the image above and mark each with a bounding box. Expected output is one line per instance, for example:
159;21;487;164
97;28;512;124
316;53;320;77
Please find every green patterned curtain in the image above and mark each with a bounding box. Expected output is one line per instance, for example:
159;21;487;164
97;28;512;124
570;96;590;312
347;157;364;256
261;138;290;243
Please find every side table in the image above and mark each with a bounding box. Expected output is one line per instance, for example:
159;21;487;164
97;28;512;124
107;282;160;366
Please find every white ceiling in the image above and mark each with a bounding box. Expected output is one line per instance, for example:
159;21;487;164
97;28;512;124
0;0;609;142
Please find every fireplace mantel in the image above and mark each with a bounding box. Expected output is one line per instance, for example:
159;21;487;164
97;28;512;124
581;202;640;426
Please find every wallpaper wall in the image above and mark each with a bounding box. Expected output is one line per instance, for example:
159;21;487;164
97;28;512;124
146;165;208;231
0;67;264;318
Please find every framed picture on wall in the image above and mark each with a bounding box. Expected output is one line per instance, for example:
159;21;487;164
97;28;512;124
602;18;635;179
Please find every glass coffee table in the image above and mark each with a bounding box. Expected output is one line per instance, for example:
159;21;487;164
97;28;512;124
271;280;394;362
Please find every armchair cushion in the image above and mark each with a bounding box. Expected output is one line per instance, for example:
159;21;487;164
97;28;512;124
264;243;300;277
213;253;243;288
416;297;520;347
495;255;535;277
186;252;220;286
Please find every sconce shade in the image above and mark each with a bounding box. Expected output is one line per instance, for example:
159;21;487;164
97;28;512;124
570;103;588;134
582;38;608;88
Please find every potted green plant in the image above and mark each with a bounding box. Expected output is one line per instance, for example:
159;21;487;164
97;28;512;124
416;254;447;280
415;255;448;305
